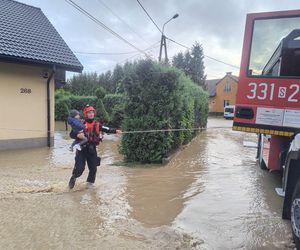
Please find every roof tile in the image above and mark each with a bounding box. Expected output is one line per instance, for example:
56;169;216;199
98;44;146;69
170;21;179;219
0;0;83;72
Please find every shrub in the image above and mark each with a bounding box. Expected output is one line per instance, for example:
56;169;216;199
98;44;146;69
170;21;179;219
55;92;97;121
103;94;125;114
55;88;72;100
95;87;106;99
120;60;208;163
54;90;121;124
103;94;126;127
92;87;109;123
69;95;97;115
95;99;110;124
55;97;71;121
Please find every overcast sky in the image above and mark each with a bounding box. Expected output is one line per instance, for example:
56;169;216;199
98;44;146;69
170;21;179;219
18;0;300;79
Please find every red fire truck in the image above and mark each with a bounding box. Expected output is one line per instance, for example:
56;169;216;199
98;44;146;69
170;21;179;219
233;9;300;247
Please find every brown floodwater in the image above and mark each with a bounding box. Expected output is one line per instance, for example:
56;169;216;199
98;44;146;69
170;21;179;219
0;118;295;249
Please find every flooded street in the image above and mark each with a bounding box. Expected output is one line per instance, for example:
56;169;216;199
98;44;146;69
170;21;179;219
0;118;294;250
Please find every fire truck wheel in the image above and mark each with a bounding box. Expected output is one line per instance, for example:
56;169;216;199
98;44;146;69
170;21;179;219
257;135;267;170
291;178;300;249
259;159;267;170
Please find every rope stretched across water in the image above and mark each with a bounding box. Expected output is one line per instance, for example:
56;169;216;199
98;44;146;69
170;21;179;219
121;126;232;134
0;126;232;133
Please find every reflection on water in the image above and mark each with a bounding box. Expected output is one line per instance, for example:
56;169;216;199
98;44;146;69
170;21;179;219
126;133;208;228
0;119;294;249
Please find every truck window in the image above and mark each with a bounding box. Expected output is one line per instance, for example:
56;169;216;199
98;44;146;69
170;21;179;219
248;16;300;78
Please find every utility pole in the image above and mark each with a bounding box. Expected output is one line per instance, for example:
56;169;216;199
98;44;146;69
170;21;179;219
158;13;179;63
159;35;168;63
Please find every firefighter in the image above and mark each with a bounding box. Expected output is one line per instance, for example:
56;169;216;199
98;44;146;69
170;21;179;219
68;105;121;189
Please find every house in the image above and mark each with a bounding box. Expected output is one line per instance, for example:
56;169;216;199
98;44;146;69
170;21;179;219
205;72;239;115
0;0;83;150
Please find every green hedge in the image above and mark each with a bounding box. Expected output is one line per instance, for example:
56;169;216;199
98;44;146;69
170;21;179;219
120;60;208;163
103;94;126;127
69;96;97;112
55;94;97;121
55;97;71;121
54;89;125;125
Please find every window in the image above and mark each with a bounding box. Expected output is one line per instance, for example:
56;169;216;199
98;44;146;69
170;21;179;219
248;16;300;77
224;100;230;107
224;83;231;92
225;107;234;113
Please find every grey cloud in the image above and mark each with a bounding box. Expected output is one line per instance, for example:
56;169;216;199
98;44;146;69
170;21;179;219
17;0;300;78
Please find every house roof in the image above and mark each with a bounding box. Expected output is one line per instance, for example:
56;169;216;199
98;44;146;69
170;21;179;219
229;75;239;82
205;79;221;97
0;0;83;72
205;74;239;97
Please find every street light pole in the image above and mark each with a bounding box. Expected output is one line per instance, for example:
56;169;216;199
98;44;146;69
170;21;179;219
158;13;179;63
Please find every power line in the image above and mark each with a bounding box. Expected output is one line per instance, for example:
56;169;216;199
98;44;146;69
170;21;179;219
136;0;162;33
74;42;160;76
96;44;161;73
88;44;160;73
135;0;239;69
166;37;189;50
67;0;239;70
74;51;138;55
96;0;151;46
134;2;239;69
166;37;240;69
204;55;240;69
74;41;160;55
65;0;149;57
93;53;142;73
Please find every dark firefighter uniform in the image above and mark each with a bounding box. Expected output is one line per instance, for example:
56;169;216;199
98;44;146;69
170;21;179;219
69;105;117;189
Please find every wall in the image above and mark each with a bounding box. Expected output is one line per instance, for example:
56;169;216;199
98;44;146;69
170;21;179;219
0;62;55;149
214;76;238;113
208;96;217;113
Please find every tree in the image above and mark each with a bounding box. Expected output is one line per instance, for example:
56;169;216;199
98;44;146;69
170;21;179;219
66;61;138;96
95;87;109;123
104;70;112;92
55;88;72;100
115;82;125;94
95;86;106;99
97;71;113;94
190;42;206;89
172;41;206;89
183;51;192;76
66;72;98;95
172;52;185;70
111;64;124;93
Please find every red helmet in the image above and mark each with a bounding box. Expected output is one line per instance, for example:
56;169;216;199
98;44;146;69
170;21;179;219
83;105;96;117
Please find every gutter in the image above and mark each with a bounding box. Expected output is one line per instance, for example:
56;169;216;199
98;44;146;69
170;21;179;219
47;66;56;147
0;55;83;73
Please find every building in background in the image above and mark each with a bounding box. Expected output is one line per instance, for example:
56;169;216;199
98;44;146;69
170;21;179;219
0;0;83;150
205;72;239;115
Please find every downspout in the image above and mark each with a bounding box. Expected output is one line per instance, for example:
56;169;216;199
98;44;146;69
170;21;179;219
47;66;56;147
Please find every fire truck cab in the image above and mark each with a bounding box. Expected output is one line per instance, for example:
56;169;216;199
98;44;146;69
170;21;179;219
233;9;300;247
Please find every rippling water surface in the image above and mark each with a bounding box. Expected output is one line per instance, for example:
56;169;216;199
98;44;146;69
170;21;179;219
0;118;294;249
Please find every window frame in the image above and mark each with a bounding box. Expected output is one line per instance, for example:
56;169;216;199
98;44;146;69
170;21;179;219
247;14;300;79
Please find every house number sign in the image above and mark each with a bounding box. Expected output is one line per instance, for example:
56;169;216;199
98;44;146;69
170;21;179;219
20;88;32;94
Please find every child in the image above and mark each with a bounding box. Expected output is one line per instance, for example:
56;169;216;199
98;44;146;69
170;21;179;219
67;109;88;151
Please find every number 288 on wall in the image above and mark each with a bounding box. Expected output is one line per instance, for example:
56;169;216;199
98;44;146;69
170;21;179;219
20;88;32;94
246;82;299;102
